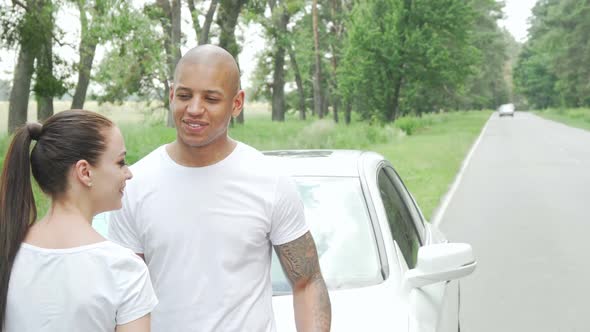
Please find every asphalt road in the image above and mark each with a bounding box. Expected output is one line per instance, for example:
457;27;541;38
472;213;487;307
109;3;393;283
439;112;590;332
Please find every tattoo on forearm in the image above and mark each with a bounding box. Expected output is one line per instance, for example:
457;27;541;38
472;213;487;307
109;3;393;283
276;232;319;283
276;231;332;331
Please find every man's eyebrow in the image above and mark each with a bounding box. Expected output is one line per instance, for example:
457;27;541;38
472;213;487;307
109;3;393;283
175;86;192;92
118;151;127;157
205;89;224;96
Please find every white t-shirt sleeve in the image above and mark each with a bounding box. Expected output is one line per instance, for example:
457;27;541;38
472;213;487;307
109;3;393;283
108;190;143;254
116;255;158;325
269;175;309;245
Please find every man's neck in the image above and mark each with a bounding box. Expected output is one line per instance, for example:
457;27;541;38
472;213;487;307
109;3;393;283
166;138;238;167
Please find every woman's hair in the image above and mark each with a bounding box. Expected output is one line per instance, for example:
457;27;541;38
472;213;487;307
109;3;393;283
0;109;113;326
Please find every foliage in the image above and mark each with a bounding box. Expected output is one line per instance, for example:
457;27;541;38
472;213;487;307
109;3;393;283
1;0;69;102
92;4;168;105
514;0;590;109
0;0;528;126
338;0;480;122
394;115;435;136
457;0;511;110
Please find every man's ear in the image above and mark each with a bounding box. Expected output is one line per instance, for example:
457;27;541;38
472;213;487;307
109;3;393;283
169;83;175;104
74;159;93;188
232;90;245;118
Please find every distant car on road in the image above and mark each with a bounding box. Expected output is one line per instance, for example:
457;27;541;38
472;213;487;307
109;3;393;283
93;150;477;332
498;103;515;117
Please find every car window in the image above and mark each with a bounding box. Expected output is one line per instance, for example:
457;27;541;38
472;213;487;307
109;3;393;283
377;168;421;269
271;177;383;294
383;167;426;239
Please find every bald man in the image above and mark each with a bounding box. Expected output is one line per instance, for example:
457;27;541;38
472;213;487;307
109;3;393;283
108;45;331;332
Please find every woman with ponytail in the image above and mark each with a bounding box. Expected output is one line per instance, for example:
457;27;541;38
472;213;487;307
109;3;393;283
0;110;157;332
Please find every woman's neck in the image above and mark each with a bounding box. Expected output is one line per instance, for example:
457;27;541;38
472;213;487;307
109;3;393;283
23;199;104;249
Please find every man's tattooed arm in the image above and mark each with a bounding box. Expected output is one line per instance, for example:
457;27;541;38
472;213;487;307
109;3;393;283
275;231;331;332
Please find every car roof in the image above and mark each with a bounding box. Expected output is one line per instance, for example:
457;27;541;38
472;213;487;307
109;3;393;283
263;150;385;177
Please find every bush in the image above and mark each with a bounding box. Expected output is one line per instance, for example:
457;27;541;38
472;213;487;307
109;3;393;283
395;114;435;135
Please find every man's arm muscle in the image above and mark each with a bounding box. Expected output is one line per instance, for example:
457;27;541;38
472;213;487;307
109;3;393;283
275;231;331;332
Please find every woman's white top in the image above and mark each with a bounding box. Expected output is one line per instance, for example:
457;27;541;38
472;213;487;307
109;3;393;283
5;241;158;332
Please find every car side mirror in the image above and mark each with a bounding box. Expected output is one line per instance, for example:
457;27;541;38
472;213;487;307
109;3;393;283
404;243;476;289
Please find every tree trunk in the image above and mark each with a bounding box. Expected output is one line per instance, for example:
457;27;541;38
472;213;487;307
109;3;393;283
329;0;342;124
157;0;181;127
218;0;247;124
322;87;329;118
8;45;35;132
344;101;351;125
218;0;245;57
188;0;219;45
287;45;305;120
35;8;55;121
271;45;286;121
389;76;403;122
332;94;339;123
187;0;202;39
71;5;98;110
36;95;53;122
312;0;323;118
202;0;219;45
269;1;288;122
171;0;182;72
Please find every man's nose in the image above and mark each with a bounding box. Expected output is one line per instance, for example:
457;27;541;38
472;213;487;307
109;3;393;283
187;98;205;115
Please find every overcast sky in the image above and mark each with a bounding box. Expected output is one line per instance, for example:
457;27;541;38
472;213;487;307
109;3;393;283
498;0;539;42
0;0;539;87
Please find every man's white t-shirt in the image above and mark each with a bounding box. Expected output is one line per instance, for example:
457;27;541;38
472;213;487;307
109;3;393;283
108;142;309;332
5;241;158;331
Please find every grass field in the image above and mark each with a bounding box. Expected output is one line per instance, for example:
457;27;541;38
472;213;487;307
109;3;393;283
0;102;491;221
534;108;590;132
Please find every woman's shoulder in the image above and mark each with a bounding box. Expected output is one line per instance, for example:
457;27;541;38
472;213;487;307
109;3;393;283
95;241;148;272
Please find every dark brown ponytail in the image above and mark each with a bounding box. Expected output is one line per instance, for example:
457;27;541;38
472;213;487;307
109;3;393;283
0;124;38;328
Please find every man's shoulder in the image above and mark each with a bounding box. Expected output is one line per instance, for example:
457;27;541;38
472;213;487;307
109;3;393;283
234;142;288;178
129;145;168;177
235;141;264;159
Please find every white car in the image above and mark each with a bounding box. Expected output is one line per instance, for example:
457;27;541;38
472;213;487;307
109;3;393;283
93;150;476;332
266;150;475;332
498;103;515;117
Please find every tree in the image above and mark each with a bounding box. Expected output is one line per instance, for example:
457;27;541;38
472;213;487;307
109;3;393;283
70;0;111;110
266;0;289;121
187;0;219;45
156;0;182;126
33;0;66;121
338;0;478;122
217;0;248;124
311;0;323;118
287;43;306;120
2;0;65;131
6;3;37;132
513;45;558;109
513;0;590;108
92;5;168;107
456;0;510;110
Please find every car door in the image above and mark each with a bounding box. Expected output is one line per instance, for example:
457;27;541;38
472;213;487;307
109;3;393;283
377;165;459;332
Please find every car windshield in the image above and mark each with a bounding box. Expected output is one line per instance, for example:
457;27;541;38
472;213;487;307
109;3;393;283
272;176;383;295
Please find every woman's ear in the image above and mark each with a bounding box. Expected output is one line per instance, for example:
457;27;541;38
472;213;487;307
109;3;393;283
74;160;93;188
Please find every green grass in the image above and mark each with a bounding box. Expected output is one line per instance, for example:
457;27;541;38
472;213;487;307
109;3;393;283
533;108;590;131
0;108;491;220
372;111;491;219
